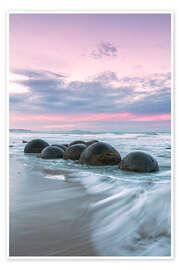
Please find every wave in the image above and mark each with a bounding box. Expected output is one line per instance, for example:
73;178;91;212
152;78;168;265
90;183;171;256
9;129;170;135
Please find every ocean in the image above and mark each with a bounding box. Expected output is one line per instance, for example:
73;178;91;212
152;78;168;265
9;131;171;257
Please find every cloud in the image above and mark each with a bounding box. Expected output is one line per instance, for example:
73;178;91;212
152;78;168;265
11;69;68;79
125;87;171;115
119;72;171;94
91;71;119;83
90;41;118;59
9;69;171;118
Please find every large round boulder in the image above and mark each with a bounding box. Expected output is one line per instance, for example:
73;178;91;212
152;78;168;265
69;140;86;146
51;144;67;151
24;139;49;153
85;140;99;146
63;144;87;160
120;151;159;172
40;146;64;159
79;142;121;165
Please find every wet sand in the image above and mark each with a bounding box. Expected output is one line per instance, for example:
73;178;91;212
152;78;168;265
9;158;104;256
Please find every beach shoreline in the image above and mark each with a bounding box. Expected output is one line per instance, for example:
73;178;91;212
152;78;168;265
9;131;171;257
9;157;102;256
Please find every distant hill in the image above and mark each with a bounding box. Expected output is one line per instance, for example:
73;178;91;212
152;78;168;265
68;130;96;134
9;129;33;133
9;129;102;134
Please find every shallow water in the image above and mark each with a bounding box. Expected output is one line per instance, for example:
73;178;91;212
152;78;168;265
9;131;171;256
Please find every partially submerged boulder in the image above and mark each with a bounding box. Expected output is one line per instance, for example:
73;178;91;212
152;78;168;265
51;144;67;151
120;151;159;172
85;140;99;146
40;146;64;159
79;142;121;165
24;139;49;153
69;140;86;146
63;144;87;160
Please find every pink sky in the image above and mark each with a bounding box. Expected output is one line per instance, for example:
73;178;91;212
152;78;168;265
9;13;171;131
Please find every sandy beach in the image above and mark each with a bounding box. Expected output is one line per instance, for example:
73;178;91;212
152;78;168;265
9;158;104;256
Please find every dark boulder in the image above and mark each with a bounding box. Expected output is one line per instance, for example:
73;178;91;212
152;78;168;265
120;151;159;172
22;140;28;143
51;144;67;151
69;140;86;146
85;140;99;146
63;144;87;160
24;139;49;153
63;144;69;147
79;142;121;165
40;146;64;159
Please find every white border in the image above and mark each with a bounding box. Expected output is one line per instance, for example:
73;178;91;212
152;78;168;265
7;10;174;261
171;11;174;260
7;10;173;13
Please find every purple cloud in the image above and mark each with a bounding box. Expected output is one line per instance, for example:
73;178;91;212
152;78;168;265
91;42;118;59
91;71;119;83
10;69;171;117
12;69;68;79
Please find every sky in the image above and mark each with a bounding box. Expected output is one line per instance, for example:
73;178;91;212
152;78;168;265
9;13;171;132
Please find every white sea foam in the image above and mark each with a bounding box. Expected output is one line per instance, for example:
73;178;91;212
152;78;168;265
90;183;171;256
45;175;65;181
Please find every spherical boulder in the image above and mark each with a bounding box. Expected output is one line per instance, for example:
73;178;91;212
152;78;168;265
63;144;87;160
69;140;86;146
85;140;99;146
40;146;64;159
120;151;159;173
24;139;49;153
79;142;121;166
51;144;67;151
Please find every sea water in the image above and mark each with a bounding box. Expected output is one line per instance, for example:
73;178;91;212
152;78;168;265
9;131;171;257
